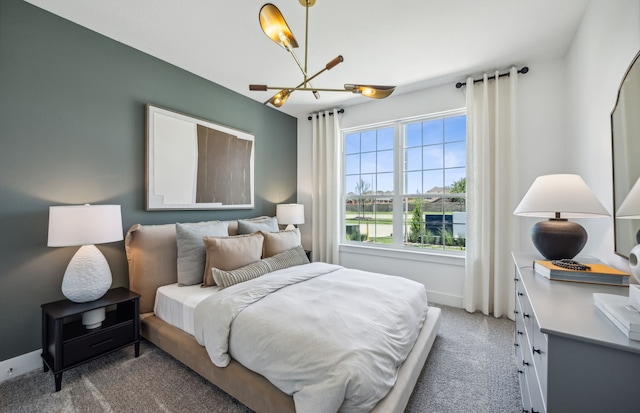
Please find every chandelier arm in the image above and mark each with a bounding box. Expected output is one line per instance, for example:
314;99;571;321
304;1;309;84
288;49;319;97
251;55;344;96
292;56;342;87
263;86;352;93
289;50;308;78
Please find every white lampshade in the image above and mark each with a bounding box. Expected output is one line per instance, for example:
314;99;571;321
514;174;609;260
48;204;123;247
616;176;640;218
276;203;305;230
513;174;609;218
47;204;123;328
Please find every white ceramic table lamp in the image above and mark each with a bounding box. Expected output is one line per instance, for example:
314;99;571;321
48;204;123;328
276;203;305;231
615;177;640;311
514;174;610;260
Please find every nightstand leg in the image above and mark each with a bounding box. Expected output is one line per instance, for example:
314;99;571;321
134;342;140;357
54;372;62;392
43;361;49;372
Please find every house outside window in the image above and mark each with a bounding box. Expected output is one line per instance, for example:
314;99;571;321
342;110;466;253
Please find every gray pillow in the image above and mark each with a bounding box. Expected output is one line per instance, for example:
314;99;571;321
237;216;278;234
212;245;310;288
176;221;229;286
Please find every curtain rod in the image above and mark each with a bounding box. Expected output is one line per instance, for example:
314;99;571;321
307;108;344;121
455;66;529;89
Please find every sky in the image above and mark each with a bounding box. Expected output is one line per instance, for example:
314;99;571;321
345;115;466;196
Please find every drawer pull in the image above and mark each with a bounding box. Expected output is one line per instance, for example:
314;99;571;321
514;342;520;347
514;310;519;315
522;360;530;367
532;347;541;354
523;313;530;318
517;330;524;335
517;292;524;296
514;277;519;282
517;369;524;374
90;338;114;348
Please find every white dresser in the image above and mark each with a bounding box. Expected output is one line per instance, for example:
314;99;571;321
512;252;640;413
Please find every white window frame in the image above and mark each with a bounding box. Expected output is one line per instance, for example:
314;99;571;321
340;108;466;257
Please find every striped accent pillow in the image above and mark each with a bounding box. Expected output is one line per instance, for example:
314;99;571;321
212;245;310;288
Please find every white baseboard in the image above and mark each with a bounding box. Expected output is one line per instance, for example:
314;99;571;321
0;349;42;383
426;290;463;308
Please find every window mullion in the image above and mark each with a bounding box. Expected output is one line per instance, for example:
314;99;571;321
392;123;403;247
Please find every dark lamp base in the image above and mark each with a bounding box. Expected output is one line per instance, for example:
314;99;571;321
531;219;587;260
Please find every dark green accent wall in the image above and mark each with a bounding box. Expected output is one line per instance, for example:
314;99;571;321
0;0;298;361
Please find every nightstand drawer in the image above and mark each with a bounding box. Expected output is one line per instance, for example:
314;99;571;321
42;288;141;391
63;321;134;367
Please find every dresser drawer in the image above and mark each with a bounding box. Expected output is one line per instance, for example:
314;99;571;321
63;321;134;367
531;316;548;403
516;341;532;411
516;287;535;340
516;293;533;350
522;346;546;413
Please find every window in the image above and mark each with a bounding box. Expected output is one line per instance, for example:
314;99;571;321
343;110;466;252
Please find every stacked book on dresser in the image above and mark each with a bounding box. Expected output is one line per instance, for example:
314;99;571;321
533;259;630;286
593;293;640;341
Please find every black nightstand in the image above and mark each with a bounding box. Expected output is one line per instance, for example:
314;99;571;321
41;287;140;391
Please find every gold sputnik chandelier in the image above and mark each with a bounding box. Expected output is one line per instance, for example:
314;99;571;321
249;0;396;107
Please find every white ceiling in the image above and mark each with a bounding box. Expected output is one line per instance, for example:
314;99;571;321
24;0;591;118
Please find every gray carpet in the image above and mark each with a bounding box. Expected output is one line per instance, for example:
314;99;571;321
0;305;522;412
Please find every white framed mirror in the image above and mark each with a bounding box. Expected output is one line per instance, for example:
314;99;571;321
612;51;640;258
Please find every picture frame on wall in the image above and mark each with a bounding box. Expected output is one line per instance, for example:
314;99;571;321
145;104;255;210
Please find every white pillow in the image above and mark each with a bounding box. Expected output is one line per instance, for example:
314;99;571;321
176;221;229;286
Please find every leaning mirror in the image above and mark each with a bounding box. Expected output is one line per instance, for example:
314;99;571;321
612;51;640;258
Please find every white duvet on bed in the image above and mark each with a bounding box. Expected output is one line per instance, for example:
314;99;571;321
194;262;428;413
154;283;220;335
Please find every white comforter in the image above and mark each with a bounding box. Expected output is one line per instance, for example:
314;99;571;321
194;262;428;413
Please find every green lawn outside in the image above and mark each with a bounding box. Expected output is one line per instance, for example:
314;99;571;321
344;210;466;250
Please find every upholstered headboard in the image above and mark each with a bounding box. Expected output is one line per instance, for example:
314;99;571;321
125;218;267;313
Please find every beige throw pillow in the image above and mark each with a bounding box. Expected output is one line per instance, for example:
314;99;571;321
261;228;301;258
202;232;264;286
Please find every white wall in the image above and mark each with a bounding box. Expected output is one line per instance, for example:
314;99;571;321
565;0;640;271
297;0;640;307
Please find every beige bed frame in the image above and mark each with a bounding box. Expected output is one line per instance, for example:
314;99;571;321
125;219;441;413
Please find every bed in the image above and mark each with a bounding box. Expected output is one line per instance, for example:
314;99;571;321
125;218;441;413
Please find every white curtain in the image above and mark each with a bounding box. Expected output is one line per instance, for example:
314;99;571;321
311;109;342;264
464;68;519;319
